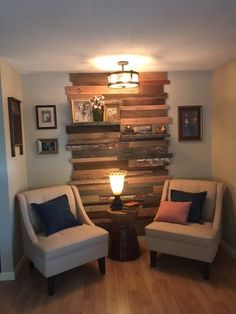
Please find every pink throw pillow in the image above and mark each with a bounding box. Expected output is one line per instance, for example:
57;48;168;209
154;200;192;225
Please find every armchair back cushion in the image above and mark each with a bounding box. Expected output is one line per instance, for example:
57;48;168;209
163;180;218;221
22;186;78;232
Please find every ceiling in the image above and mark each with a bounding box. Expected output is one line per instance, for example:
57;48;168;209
0;0;236;73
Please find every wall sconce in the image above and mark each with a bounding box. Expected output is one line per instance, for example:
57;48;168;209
107;61;139;89
109;170;127;210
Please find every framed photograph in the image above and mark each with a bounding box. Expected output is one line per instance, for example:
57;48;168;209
70;99;92;123
178;105;202;141
8;97;23;157
36;105;57;129
104;102;120;122
37;138;58;154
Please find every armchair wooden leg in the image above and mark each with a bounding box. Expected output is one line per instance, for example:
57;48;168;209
202;262;210;280
47;276;56;296
150;251;157;267
98;257;106;275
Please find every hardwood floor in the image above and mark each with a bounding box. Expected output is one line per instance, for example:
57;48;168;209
0;239;236;314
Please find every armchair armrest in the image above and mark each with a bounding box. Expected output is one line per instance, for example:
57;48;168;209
71;185;95;226
212;182;224;231
17;193;38;244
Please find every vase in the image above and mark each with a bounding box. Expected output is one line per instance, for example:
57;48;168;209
93;108;103;122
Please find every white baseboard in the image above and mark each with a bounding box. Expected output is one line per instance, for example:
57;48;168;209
0;272;15;281
221;241;236;259
0;255;26;281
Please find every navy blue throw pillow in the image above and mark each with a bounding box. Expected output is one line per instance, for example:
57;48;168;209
171;190;207;223
31;194;82;236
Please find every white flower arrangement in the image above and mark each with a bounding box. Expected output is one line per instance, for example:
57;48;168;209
89;95;105;110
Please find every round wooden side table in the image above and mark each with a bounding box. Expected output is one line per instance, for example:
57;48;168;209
107;208;140;261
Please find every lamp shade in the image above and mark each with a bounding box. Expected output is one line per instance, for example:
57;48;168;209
109;170;127;195
108;61;139;89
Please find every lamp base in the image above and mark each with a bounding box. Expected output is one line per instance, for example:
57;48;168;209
111;195;123;211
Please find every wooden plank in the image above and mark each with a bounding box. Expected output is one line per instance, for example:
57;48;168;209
121;117;172;126
68;132;120;140
68;137;120;145
121;133;170;141
72;169;156;180
120;105;169;111
127;175;170;184
153;185;164;194
71;146;172;159
66;123;120;134
67;92;168;100
121;109;168;118
70;178;110;185
129;158;170;168
67;141;165;152
70;156;117;163
70;73;108;86
69;72;168;86
66;85;138;95
72;160;128;170
123;98;166;106
128;140;169;147
71;174;169;187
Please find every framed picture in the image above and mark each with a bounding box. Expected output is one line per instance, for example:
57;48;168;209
36;105;57;129
37;138;58;154
178;105;202;141
70;99;92;123
8;97;23;157
104;102;120;122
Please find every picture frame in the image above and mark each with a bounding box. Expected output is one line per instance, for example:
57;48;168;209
70;99;92;123
178;105;202;141
36;105;57;129
8;97;23;157
104;102;120;122
37;138;58;154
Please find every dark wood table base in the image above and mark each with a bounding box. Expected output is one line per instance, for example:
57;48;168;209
108;223;140;261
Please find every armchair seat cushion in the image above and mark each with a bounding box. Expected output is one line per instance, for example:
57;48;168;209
34;224;108;261
145;221;217;248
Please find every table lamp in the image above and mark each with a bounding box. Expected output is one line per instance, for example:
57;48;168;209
109;170;127;210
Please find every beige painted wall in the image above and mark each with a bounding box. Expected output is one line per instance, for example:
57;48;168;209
212;58;236;251
0;59;28;275
166;71;212;179
22;73;71;188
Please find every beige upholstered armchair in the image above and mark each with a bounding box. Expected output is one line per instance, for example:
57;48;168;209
17;185;108;295
145;179;224;279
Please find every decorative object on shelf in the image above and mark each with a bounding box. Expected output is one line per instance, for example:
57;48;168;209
178;105;202;141
108;170;127;210
104;102;120;122
8;97;23;157
37;138;58;154
89;95;105;122
155;124;166;134
123;201;140;209
133;125;152;134
124;125;134;134
70;100;92;123
108;61;139;89
36;105;57;129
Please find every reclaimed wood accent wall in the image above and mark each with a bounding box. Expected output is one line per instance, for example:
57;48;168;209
65;72;172;224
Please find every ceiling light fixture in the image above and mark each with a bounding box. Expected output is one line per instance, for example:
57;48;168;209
108;61;139;89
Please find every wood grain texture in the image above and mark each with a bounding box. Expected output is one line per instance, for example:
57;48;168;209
65;72;172;222
69;71;169;85
121;117;172;126
1;244;236;314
